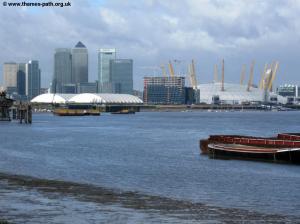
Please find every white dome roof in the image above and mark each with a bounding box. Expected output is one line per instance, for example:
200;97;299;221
69;93;103;104
97;94;143;104
31;94;67;104
197;82;286;104
31;93;143;104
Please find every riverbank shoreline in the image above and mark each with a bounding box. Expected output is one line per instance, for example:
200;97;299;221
0;172;299;223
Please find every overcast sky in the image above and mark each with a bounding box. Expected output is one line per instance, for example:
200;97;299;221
0;0;299;90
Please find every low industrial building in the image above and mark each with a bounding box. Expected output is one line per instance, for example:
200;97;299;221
277;84;300;105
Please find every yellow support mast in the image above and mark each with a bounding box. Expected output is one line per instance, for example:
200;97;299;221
259;63;267;89
160;64;167;77
240;64;246;85
221;59;225;91
267;62;279;91
247;60;255;91
168;61;175;77
214;64;218;83
191;59;198;88
187;63;194;87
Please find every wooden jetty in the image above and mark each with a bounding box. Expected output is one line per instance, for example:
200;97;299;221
0;91;14;121
0;91;32;123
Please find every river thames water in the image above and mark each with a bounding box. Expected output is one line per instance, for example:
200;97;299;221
0;111;300;223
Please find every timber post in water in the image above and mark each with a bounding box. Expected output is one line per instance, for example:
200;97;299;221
16;102;32;124
0;91;32;123
0;91;14;121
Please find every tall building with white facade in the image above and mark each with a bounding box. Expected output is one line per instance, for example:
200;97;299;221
3;62;18;91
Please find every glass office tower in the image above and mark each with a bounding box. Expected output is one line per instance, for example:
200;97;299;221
52;48;72;93
72;41;88;84
17;63;26;96
98;48;116;93
26;60;41;100
110;59;133;94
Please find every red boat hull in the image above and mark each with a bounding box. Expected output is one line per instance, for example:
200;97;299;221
200;133;300;164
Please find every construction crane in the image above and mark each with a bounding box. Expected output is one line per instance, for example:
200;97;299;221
160;64;167;77
247;60;255;91
214;64;218;83
168;61;175;77
267;61;279;91
240;64;246;85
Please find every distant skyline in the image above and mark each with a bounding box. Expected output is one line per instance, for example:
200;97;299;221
1;0;300;90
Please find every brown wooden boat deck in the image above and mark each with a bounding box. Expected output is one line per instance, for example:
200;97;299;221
200;133;300;164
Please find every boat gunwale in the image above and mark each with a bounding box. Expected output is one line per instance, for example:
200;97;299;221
208;143;300;154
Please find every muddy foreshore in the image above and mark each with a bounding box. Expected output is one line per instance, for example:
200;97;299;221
0;172;299;223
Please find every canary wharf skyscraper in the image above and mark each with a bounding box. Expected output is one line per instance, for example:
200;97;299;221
72;41;88;84
26;60;41;100
98;48;116;93
52;48;72;93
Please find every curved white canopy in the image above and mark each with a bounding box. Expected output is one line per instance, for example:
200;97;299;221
31;94;67;104
69;93;103;104
31;93;143;104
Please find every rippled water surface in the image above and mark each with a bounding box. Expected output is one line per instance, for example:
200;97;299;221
0;111;300;222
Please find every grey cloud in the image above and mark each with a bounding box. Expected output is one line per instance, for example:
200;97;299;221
0;0;299;90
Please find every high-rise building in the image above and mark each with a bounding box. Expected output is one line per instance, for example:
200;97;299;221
3;62;18;91
109;59;133;94
52;48;72;93
26;60;41;100
17;63;26;96
143;77;185;104
72;41;88;84
98;48;116;93
76;82;98;93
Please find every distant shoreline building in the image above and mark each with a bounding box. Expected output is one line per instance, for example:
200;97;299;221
110;59;133;94
277;84;300;104
72;41;88;84
26;60;41;100
17;63;26;96
52;48;72;93
52;42;92;94
3;62;18;91
3;61;41;100
98;48;116;93
143;77;185;104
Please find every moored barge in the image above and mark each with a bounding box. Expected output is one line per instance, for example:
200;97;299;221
200;133;300;164
53;104;100;116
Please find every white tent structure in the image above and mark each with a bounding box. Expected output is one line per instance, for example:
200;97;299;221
198;82;287;104
31;93;143;105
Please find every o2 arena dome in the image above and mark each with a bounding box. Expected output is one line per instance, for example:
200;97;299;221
197;82;286;104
